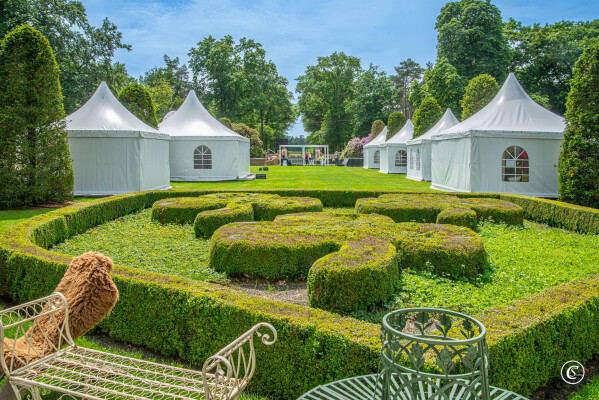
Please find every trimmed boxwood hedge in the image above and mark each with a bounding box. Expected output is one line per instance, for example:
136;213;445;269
355;194;524;226
209;212;485;281
1;189;599;398
152;192;323;237
436;208;478;230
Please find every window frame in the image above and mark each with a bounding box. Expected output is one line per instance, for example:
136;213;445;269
194;145;212;170
501;145;529;183
395;150;407;167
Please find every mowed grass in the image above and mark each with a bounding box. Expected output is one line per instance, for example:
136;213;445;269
50;210;599;318
171;165;433;191
571;377;599;399
395;220;599;315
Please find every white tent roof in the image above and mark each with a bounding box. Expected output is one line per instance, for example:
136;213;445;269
409;109;459;144
364;127;388;148
435;73;565;137
158;90;246;140
66;82;162;135
384;119;414;145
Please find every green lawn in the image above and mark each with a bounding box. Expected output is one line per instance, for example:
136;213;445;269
171;166;433;191
571;377;599;399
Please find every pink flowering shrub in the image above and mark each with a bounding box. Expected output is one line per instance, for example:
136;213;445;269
340;136;370;158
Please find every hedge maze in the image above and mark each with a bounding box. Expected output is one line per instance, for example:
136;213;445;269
210;212;485;312
356;194;524;227
151;193;323;237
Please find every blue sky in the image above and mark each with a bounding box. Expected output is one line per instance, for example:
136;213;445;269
83;0;598;136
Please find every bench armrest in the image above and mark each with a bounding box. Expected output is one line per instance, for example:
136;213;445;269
202;323;277;400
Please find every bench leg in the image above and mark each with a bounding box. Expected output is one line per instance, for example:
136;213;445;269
0;381;40;400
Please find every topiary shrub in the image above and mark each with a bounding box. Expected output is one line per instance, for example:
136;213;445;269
118;83;158;128
232;123;263;157
356;194;523;226
0;24;74;208
194;203;254;238
387;112;407;140
209;212;485;289
413;97;443;137
460;74;499;120
151;193;323;237
219;117;233;129
369;120;386;140
308;238;399;312
558;42;599;208
436;208;478;230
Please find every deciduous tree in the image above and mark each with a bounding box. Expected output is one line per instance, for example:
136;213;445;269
390;59;424;118
118;84;158;128
424;58;466;116
461;74;499;119
0;25;73;207
413;98;443;138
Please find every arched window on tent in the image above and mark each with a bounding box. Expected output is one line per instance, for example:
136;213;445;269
409;150;414;170
374;150;380;164
194;145;212;170
415;149;421;171
502;146;529;182
395;150;407;167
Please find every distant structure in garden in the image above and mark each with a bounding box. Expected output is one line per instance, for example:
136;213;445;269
159;91;251;181
66;82;170;196
430;73;565;197
406;109;460;182
363;127;388;169
379;120;414;174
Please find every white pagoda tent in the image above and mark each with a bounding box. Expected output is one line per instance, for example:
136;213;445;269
159;90;250;181
66;82;170;196
363;127;388;169
406;109;459;181
379;120;414;174
430;73;565;197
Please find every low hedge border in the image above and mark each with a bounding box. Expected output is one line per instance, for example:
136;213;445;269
0;189;598;398
355;194;524;226
436;208;478;230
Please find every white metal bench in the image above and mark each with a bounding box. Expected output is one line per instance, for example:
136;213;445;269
0;293;277;400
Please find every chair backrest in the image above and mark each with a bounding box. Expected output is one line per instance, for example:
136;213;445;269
342;159;349;166
0;293;74;376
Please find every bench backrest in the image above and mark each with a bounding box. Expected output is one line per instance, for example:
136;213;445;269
0;292;74;376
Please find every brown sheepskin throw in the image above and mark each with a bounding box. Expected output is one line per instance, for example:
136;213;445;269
2;252;119;368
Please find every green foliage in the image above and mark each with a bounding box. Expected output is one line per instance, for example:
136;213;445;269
188;36;295;143
0;24;74;208
0;0;131;114
436;0;509;82
146;80;179;122
347;65;394;138
308;239;399;312
460;74;499;120
296;52;362;150
194;203;254;238
355;194;524;226
390;59;424;118
53;210;222;281
370;120;386;140
408;80;427;110
571;378;599;400
210;212;485;284
529;93;551;109
231;123;264;157
387;112;407;140
558;43;599;208
505;19;599;114
412;98;443;137
219;117;233;129
118;83;158;128
423;58;466;116
436;208;477;230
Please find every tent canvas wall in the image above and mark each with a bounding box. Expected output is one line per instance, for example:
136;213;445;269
379;120;414;174
363;127;388;169
406;109;459;181
159;90;250;181
430;73;565;197
66;82;170;196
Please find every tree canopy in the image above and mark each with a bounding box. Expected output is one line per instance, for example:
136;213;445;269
413;98;443;138
461;74;499;119
296;52;362;150
558;43;599;207
436;0;509;82
390;59;424;118
118;84;158;128
387;112;407;140
0;0;131;114
0;24;73;207
424;58;466;116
